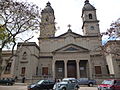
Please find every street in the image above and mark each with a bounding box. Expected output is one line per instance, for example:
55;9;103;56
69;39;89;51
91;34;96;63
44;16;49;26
0;85;97;90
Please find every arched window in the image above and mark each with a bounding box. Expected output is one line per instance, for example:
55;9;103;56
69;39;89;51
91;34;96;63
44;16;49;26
5;63;11;73
22;52;27;59
21;67;26;75
89;14;92;19
90;26;94;30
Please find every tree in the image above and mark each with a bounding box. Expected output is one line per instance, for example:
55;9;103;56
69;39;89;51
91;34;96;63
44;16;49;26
102;18;120;39
101;18;120;55
0;0;40;75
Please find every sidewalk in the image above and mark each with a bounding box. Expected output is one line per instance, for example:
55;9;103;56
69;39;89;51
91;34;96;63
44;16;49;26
14;83;28;86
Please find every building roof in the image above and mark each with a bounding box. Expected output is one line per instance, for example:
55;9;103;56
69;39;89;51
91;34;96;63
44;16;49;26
2;50;12;56
82;0;96;11
105;40;120;47
17;42;40;50
41;2;54;14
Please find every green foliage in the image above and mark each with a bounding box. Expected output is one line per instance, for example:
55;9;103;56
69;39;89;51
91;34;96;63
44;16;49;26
0;25;8;40
0;0;40;49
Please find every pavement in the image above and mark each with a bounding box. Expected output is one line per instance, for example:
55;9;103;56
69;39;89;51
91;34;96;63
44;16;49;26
14;83;28;86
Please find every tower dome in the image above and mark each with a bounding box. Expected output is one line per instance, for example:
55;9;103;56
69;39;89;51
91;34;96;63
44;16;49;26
40;2;56;38
82;0;96;11
41;2;54;13
81;0;100;36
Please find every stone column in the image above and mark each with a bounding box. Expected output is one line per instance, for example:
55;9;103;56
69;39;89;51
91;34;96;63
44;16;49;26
64;60;68;78
52;60;56;80
76;60;80;79
88;59;92;79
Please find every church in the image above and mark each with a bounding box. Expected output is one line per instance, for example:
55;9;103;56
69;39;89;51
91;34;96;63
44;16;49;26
2;0;120;83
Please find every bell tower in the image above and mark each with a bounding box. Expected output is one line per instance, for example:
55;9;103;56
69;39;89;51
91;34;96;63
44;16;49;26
40;2;56;38
82;0;100;36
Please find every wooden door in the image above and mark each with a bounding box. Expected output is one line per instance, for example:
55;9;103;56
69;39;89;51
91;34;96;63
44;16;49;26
42;67;48;75
95;66;102;74
67;65;76;78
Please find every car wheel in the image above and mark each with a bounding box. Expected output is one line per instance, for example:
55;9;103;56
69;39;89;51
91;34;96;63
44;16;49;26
11;83;13;85
75;87;78;90
62;87;66;90
6;83;9;86
75;85;79;90
88;83;93;87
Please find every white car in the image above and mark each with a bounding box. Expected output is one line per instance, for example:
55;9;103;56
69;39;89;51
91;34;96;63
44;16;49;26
53;78;79;90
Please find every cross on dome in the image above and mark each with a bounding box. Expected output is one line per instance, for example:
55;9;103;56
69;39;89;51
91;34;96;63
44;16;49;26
68;24;71;29
85;0;89;4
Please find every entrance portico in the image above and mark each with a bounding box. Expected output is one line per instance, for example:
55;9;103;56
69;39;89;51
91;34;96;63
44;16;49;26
53;59;91;79
52;43;91;79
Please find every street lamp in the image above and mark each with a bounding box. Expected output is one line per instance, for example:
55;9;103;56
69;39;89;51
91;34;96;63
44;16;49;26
0;40;2;48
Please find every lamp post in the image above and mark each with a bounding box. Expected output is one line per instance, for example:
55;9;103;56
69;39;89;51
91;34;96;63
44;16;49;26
0;40;2;77
0;40;1;47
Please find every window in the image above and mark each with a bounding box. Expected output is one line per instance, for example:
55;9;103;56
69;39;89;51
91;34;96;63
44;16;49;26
21;67;26;75
95;66;102;74
5;63;11;71
42;67;48;75
5;63;11;74
64;47;78;51
58;68;63;72
89;14;92;19
106;65;110;74
119;65;120;74
36;67;38;75
22;52;27;59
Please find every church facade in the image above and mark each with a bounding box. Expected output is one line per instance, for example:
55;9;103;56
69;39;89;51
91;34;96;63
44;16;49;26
3;0;120;82
12;0;108;80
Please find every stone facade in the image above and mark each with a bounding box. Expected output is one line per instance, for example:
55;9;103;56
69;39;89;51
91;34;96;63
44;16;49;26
105;40;120;78
1;0;120;82
12;42;40;80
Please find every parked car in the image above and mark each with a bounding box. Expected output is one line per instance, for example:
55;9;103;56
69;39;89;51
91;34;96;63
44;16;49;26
0;78;15;85
77;78;96;87
53;78;79;90
98;79;120;90
28;79;55;90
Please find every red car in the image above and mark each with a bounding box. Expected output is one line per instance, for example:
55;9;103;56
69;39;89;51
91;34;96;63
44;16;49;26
98;79;120;90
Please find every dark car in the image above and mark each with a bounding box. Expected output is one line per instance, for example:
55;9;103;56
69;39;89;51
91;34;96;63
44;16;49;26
77;78;96;87
0;78;15;85
28;80;55;90
98;79;120;90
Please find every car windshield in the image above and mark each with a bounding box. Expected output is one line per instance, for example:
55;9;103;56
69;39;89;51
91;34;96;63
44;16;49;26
62;80;69;82
37;80;44;84
62;79;76;83
102;80;113;85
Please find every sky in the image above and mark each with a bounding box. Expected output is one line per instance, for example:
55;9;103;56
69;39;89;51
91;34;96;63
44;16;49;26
1;0;120;49
18;0;120;42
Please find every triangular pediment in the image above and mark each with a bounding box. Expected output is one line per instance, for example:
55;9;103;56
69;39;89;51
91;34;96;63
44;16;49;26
57;30;82;38
53;44;89;53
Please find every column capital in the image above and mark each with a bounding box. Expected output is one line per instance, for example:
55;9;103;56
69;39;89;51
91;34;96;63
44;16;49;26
64;60;68;63
52;60;56;63
76;60;80;63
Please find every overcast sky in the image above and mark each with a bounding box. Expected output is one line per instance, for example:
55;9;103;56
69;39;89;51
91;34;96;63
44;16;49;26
25;0;120;34
17;0;120;43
